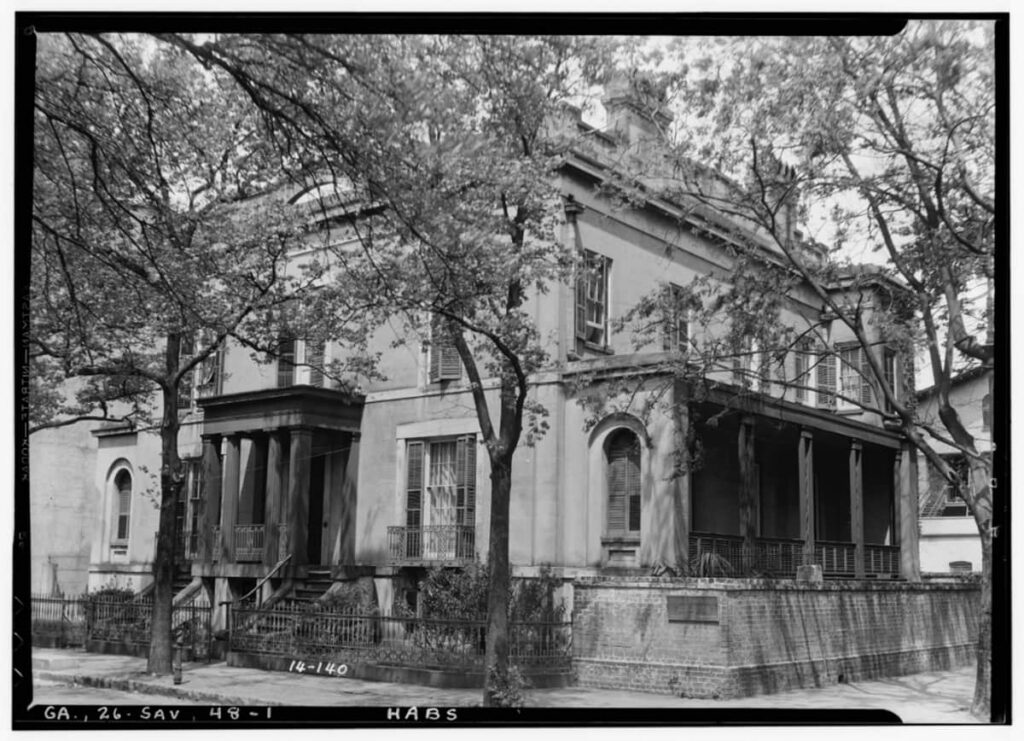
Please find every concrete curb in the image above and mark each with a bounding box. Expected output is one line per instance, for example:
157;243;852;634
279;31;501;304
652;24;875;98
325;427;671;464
35;670;276;707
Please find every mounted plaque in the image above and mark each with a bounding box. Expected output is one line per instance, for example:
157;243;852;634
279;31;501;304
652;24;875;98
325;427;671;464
666;595;719;623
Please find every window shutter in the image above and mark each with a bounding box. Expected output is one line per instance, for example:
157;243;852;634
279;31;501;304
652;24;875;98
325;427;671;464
307;340;325;388
406;441;423;529
859;347;873;406
607;431;641;534
456;435;476;525
575;262;587;340
816;351;836;407
429;315;462;382
277;338;295;387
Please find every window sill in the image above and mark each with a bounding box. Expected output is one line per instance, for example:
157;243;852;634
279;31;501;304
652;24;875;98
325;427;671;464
580;342;614;356
601;535;641;547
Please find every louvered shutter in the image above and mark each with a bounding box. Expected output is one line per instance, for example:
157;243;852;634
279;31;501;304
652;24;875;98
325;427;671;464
455;435;476;526
859;347;873;405
575;258;588;341
816;351;836;408
307;340;325;388
406;441;423;529
429;315;462;382
607;431;641;534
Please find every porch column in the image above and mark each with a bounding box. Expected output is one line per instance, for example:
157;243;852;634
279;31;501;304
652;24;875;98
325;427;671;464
199;435;222;562
849;441;865;578
264;430;286;565
738;416;758;565
287;427;313;565
219;434;242;562
896;444;921;581
798;429;815;565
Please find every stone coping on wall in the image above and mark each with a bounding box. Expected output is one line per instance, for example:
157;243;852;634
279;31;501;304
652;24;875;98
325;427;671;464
572;576;980;592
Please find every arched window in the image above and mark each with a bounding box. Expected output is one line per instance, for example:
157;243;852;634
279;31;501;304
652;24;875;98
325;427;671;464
113;469;132;544
606;429;641;534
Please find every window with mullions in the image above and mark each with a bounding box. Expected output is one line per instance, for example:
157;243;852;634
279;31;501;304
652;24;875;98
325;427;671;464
112;469;132;545
575;250;610;348
662;284;692;353
277;337;296;387
405;435;476;559
838;344;873;410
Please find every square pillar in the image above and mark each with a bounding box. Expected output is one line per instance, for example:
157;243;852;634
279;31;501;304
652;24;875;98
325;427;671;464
849;441;865;578
219;434;241;562
199;436;222;562
798;429;815;565
738;416;758;567
287;427;313;565
264;430;286;565
897;444;921;581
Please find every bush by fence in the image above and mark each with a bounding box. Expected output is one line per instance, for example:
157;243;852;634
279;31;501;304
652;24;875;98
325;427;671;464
228;602;571;672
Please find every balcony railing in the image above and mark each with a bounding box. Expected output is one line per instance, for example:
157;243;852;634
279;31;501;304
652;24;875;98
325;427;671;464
387;525;476;564
688;532;900;579
235;524;265;562
865;543;901;578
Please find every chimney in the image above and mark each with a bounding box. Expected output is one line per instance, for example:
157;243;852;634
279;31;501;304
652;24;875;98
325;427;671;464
602;71;673;147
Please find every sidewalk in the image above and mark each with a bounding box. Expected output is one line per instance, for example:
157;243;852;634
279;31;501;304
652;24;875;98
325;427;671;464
29;648;981;723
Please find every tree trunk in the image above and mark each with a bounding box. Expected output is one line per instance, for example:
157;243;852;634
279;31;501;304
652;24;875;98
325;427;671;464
483;455;512;706
969;463;993;720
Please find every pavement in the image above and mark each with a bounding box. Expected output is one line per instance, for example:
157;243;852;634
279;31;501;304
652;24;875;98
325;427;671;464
27;648;983;724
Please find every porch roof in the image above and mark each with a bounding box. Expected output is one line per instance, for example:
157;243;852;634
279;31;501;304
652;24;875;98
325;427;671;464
197;386;364;437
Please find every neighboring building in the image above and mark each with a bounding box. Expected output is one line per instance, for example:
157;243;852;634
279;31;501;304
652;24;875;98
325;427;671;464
29;420;98;596
33;76;922;625
916;367;991;573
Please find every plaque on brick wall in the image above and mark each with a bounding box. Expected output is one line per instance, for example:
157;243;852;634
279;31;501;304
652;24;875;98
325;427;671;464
666;595;719;623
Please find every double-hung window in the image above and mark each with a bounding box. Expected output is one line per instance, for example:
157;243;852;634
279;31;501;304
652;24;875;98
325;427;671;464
838;344;873;410
112;470;132;545
662;284;691;353
576;250;610;348
277;337;296;387
405;435;476;559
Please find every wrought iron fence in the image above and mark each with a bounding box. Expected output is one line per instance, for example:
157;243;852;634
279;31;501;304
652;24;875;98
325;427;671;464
688;532;900;579
30;593;213;660
30;593;88;647
387;525;476;563
229;602;571;672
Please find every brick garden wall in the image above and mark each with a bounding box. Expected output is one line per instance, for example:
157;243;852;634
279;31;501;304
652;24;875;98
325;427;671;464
572;577;979;698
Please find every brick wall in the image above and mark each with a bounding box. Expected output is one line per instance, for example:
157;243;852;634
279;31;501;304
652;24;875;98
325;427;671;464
572;577;979;698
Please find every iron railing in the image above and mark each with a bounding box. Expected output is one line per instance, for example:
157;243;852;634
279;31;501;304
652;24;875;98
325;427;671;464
865;543;901;578
688;532;900;579
229;602;571;672
387;525;476;564
235;524;265;562
30;593;88;647
31;593;213;660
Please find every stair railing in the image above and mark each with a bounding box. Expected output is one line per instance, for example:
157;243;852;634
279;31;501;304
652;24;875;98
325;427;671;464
235;555;292;609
